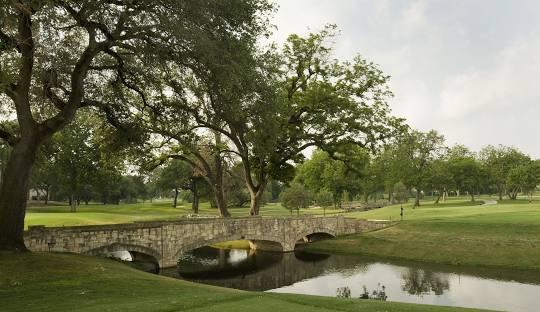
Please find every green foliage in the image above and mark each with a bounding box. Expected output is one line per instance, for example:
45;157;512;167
506;162;539;199
223;164;250;207
296;149;366;207
447;146;487;201
315;189;334;208
155;161;192;194
392;182;409;204
423;159;454;197
280;183;312;212
479;145;532;199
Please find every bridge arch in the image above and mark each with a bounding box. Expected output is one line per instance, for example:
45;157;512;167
293;228;337;245
174;234;286;259
85;243;162;265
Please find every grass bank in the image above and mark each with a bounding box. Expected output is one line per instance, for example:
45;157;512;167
211;240;251;250
307;198;540;273
0;253;483;312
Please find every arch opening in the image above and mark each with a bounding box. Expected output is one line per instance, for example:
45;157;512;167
295;231;336;248
168;238;284;280
176;235;286;260
87;243;160;273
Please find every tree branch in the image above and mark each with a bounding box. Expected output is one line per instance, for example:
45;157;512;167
14;6;37;131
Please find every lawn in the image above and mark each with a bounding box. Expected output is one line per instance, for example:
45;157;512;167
307;196;540;272
0;253;485;312
25;200;345;228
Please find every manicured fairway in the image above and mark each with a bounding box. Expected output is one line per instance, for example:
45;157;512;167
0;253;487;312
308;197;540;272
25;200;344;228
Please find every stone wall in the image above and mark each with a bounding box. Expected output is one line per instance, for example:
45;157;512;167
24;215;392;268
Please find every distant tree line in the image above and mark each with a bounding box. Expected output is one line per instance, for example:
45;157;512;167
281;130;540;209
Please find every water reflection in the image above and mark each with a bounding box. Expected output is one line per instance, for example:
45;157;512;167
159;247;540;312
172;247;284;280
401;268;450;296
161;247;340;291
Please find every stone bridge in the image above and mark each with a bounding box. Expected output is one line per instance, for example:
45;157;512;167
24;215;390;268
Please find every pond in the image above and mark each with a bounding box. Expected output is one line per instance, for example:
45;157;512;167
159;246;540;312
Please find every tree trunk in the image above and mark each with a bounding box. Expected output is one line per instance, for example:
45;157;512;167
213;186;229;217
471;192;475;202
44;186;49;205
0;136;40;252
70;194;77;212
192;183;199;214
214;134;228;216
173;188;178;208
435;191;441;204
497;184;503;201
414;189;421;208
248;186;266;216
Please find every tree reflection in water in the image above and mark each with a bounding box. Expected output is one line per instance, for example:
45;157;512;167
401;268;450;296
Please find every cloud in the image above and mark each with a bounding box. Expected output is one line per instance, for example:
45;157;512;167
271;0;540;157
440;37;540;118
394;0;429;40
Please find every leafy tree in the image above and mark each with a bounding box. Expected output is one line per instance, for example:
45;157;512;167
50;113;100;211
0;0;271;251
365;146;407;203
447;147;486;202
392;181;409;204
131;175;150;203
91;161;123;205
30;142;57;204
359;158;386;203
280;183;312;215
424;159;454;204
168;25;402;216
479;145;531;200
506;162;538;200
269;180;283;202
296;149;366;207
155;161;192;208
223;163;250;208
395;130;446;207
315;189;333;215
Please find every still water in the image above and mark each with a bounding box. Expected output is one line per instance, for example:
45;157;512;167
159;247;540;312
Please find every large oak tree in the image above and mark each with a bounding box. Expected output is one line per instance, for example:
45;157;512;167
0;0;270;251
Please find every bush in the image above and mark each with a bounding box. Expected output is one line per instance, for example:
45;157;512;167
280;183;312;212
315;189;334;208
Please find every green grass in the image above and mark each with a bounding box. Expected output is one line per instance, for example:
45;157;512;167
0;253;483;312
307;196;540;273
211;240;251;250
25;200;345;228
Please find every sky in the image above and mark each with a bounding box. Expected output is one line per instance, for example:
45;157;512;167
271;0;540;158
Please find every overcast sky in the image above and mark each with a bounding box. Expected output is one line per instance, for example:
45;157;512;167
271;0;540;158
